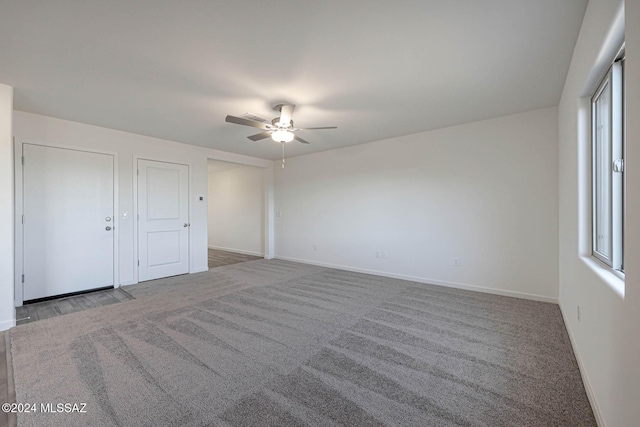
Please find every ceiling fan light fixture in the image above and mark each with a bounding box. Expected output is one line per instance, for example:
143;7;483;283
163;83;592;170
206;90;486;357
272;129;294;143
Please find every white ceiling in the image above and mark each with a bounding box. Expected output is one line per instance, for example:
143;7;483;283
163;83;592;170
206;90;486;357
1;0;587;161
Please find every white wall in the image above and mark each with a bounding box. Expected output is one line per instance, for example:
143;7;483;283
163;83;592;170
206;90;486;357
0;85;14;331
208;164;264;255
558;0;640;425
12;112;272;306
275;107;559;302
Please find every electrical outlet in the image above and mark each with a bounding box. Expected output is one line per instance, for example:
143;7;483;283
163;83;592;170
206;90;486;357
276;212;282;217
381;250;388;259
453;258;460;267
313;244;318;251
376;251;380;258
577;305;581;322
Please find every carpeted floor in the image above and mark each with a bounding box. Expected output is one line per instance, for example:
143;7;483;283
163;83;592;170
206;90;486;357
9;259;595;426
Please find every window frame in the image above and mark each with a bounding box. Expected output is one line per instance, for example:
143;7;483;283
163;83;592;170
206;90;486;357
591;72;613;265
591;45;625;273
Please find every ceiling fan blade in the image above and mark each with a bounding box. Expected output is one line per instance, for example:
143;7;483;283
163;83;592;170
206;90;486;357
247;131;272;141
226;115;271;130
294;135;310;144
278;104;295;126
295;126;338;130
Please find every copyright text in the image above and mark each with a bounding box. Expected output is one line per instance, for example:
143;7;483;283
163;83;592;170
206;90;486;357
2;402;87;413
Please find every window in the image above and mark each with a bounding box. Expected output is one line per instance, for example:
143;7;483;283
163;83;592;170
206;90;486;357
592;45;624;272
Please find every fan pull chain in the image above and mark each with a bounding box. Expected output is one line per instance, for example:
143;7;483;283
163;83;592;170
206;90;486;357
281;142;286;169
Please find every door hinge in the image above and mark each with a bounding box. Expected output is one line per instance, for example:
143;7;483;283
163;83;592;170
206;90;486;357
21;156;24;165
21;214;24;224
137;260;140;266
21;274;24;283
137;214;139;221
613;159;624;173
137;169;139;176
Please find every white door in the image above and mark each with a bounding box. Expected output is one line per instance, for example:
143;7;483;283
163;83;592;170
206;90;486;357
138;159;189;282
23;144;115;301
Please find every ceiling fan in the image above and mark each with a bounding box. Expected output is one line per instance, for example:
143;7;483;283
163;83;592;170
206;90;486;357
225;104;337;145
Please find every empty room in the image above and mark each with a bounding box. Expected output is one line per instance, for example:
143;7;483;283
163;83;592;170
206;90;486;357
0;1;638;426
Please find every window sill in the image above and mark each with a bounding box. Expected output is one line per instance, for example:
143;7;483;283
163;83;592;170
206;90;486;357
580;256;625;299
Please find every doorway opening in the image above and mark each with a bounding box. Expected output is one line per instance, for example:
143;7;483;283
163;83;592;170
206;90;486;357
207;160;265;268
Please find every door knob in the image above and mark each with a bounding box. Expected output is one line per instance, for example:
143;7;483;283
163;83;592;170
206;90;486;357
183;223;188;227
105;217;111;222
105;226;112;231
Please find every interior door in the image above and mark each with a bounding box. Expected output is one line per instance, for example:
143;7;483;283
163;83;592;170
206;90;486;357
23;144;115;301
138;159;189;282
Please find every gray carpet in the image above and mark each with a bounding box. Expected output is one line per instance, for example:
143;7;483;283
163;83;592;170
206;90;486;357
10;259;595;426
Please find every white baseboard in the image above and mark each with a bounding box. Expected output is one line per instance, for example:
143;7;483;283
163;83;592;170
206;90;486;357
0;317;16;332
274;255;558;304
559;302;605;427
208;245;264;257
191;267;209;274
119;280;138;287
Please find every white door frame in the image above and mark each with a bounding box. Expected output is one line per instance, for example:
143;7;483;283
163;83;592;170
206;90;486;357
133;156;192;284
263;165;275;259
13;140;119;307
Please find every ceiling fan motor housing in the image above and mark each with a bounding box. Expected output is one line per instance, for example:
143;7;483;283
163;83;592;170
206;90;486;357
272;117;293;129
